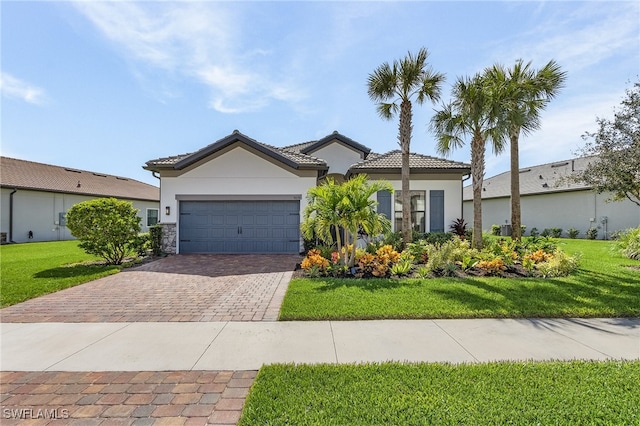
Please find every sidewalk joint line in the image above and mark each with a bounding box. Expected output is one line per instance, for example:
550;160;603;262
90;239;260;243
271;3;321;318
329;321;339;363
432;320;479;362
44;322;133;371
190;321;229;370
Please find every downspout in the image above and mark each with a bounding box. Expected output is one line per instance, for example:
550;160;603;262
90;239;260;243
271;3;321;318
9;188;17;243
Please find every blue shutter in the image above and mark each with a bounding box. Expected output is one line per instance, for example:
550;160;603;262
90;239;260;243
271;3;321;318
429;190;445;233
377;190;392;219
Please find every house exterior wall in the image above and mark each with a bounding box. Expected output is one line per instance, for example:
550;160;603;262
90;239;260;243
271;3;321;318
0;187;159;243
369;173;465;233
307;142;364;176
463;190;639;238
158;146;318;253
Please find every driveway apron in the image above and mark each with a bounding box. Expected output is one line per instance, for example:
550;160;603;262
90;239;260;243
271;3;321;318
0;254;301;323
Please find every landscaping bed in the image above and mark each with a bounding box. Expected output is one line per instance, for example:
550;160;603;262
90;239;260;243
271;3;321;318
281;239;640;320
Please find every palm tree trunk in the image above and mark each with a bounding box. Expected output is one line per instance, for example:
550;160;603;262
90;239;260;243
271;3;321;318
400;100;413;244
510;126;522;240
471;134;485;250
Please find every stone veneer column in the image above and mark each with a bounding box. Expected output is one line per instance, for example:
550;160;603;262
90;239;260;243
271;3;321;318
160;223;177;254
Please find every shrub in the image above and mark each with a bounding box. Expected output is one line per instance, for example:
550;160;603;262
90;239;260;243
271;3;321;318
422;232;454;246
491;224;501;236
449;218;468;238
131;232;150;257
550;228;563;238
301;249;330;276
567;228;580;239
381;231;404;252
476;258;506;275
530;227;539;237
66;198;141;265
534;250;581;278
541;228;551;237
586;227;598;240
149;225;163;256
614;227;640;260
390;259;413;277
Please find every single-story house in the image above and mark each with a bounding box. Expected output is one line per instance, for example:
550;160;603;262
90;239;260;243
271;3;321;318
462;156;639;239
144;130;471;254
1;157;160;243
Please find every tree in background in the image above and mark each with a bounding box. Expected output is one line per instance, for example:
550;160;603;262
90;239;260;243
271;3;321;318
367;47;445;244
431;73;506;249
573;81;640;207
66;198;141;265
486;59;567;240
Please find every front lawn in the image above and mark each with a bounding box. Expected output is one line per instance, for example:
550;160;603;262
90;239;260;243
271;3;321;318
0;241;121;307
239;361;640;425
280;239;640;320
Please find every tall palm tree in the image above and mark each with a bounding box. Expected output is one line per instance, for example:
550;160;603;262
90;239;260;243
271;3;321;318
486;60;567;240
431;73;506;249
367;47;445;244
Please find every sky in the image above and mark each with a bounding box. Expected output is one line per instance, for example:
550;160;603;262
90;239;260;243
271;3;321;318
2;1;639;187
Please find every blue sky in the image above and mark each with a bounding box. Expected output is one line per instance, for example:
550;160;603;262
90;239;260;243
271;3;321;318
2;1;638;186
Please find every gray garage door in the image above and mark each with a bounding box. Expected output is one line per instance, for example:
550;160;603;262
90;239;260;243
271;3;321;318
179;200;300;253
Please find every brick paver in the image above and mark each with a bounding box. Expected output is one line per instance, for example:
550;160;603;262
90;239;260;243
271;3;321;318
0;254;300;323
0;371;256;425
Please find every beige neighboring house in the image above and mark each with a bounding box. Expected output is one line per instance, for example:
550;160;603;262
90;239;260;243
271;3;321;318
462;156;640;239
1;157;160;243
144;130;470;254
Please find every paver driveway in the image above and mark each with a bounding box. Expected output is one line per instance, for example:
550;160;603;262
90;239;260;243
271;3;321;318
1;254;301;323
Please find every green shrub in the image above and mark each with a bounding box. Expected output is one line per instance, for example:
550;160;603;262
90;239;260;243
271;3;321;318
586;227;598;240
550;228;563;238
541;228;551;237
530;227;539;237
567;228;580;239
614;227;640;260
390;259;413;277
491;224;501;236
534;250;581;278
381;231;404;252
421;232;454;246
149;225;163;256
131;232;150;257
65;198;141;265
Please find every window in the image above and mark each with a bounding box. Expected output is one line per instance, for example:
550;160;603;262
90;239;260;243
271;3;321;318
146;208;159;227
394;191;425;233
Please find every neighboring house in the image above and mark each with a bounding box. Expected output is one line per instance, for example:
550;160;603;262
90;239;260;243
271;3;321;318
144;130;471;254
1;157;160;243
462;156;639;239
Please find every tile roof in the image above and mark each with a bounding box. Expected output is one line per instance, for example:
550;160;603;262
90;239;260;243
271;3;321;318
145;131;326;170
1;157;159;201
348;150;471;174
463;156;593;200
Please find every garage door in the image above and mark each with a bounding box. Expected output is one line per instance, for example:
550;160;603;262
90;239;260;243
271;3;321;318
179;200;300;253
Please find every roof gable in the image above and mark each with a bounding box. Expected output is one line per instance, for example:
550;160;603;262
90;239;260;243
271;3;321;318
1;157;159;201
145;130;326;172
300;131;371;156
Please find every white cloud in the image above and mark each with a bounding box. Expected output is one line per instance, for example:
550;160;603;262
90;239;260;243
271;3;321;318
0;72;48;105
71;1;306;113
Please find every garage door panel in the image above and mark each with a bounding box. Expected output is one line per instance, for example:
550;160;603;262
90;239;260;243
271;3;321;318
179;200;300;253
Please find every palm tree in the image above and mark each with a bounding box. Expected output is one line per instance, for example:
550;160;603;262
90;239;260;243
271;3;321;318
340;174;392;266
486;60;567;240
367;47;445;244
301;175;392;266
431;73;506;249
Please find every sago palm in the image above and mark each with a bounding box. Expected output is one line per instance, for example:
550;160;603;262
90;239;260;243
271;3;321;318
486;59;566;240
367;47;445;244
431;73;506;249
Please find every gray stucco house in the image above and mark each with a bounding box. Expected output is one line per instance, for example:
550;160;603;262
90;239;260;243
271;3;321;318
1;157;160;243
144;130;471;254
463;156;639;239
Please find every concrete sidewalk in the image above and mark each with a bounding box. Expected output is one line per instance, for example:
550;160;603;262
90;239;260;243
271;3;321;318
2;318;638;371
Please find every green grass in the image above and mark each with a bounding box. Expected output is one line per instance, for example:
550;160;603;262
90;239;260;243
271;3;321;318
0;241;121;307
240;361;640;425
280;239;640;320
